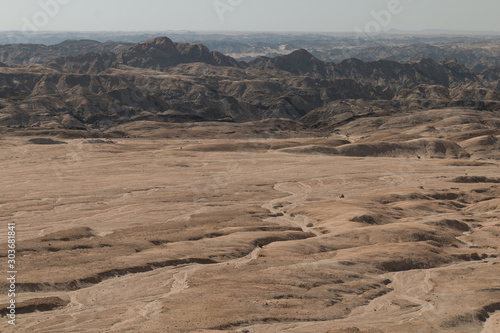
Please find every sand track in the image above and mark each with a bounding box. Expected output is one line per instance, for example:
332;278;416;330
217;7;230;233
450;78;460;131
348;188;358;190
262;180;324;235
337;269;436;326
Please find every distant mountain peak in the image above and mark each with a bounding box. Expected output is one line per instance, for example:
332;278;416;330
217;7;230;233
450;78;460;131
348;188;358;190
56;39;101;47
115;36;242;70
339;58;365;66
287;49;315;60
441;57;459;64
409;57;439;65
248;48;329;77
117;36;181;68
131;36;180;55
140;36;176;47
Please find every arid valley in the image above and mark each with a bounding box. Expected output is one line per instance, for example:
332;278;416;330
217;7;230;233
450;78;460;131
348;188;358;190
0;6;500;329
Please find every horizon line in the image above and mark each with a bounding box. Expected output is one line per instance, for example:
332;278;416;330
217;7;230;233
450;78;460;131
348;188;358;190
1;29;500;36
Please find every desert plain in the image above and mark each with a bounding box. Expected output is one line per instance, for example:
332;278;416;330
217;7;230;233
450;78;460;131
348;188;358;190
0;112;499;333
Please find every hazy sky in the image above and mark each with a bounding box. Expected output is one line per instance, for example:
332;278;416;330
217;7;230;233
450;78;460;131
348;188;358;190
1;0;500;33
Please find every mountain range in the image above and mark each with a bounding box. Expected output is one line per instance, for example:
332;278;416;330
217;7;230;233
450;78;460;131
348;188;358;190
0;36;499;132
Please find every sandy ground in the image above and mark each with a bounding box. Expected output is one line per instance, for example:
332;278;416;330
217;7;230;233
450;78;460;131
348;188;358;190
0;136;499;332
